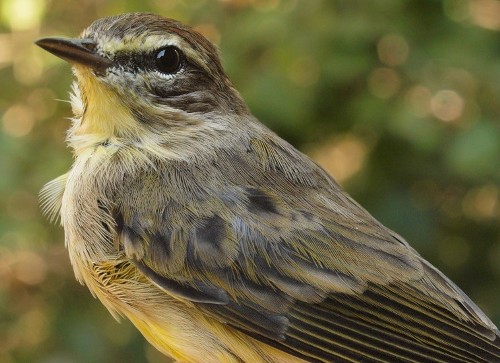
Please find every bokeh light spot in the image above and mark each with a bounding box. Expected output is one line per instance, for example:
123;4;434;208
310;134;368;183
367;67;401;99
2;103;35;137
377;34;410;67
462;185;499;220
1;0;45;31
469;0;500;30
430;89;464;122
14;250;48;286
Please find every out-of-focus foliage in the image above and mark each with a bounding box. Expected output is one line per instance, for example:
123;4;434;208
1;1;499;362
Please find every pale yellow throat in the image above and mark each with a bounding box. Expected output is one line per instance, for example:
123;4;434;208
69;67;139;153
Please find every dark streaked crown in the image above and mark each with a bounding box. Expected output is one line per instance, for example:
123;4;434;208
82;13;227;82
75;13;248;118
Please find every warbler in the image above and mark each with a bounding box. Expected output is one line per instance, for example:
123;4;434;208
37;13;500;363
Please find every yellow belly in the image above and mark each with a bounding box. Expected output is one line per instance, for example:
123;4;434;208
77;259;305;363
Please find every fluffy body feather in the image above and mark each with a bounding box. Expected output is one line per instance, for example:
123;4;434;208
40;13;500;363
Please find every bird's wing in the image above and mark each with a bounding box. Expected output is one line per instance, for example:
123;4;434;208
115;133;500;363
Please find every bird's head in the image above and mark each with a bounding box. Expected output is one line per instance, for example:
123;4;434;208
36;13;249;157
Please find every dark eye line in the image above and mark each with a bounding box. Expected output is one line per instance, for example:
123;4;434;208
111;47;185;74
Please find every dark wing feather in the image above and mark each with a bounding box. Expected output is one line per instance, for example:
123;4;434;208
115;131;500;362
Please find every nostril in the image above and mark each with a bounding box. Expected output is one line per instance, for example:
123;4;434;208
81;39;97;52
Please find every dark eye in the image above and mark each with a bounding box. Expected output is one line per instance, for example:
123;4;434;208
155;46;182;74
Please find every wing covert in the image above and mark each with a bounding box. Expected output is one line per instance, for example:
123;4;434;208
112;138;500;362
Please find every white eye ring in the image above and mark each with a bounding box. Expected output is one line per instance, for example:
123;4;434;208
153;67;183;80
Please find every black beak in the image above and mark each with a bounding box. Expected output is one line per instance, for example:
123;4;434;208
35;37;112;73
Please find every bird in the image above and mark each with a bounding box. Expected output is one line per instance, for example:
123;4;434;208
36;12;500;363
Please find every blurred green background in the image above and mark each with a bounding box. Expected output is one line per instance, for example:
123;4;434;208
1;0;499;362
